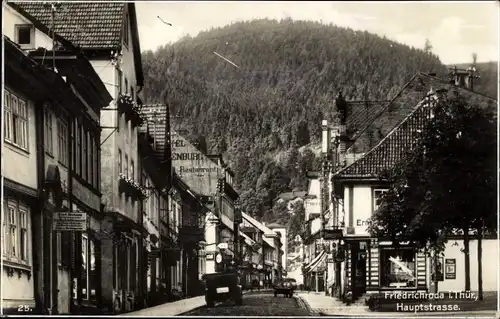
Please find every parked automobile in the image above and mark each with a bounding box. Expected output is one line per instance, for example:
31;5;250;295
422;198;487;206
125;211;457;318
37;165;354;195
273;279;295;298
284;278;297;290
202;272;243;307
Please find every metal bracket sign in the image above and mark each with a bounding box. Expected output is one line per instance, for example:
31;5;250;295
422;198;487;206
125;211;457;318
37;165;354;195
53;211;88;231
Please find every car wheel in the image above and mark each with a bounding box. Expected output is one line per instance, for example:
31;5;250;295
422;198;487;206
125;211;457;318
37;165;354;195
206;299;215;308
274;292;277;297
235;297;243;306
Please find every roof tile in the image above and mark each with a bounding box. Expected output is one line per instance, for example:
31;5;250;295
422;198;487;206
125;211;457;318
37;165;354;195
337;75;497;179
15;2;124;49
347;73;443;153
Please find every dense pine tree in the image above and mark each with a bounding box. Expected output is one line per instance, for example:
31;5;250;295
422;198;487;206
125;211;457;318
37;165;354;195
140;18;494;240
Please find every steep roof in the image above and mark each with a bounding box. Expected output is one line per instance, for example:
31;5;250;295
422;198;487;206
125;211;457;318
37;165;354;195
347;73;454;154
140;105;169;161
14;2;124;49
336;76;497;179
12;2;144;86
345;100;388;139
242;212;277;248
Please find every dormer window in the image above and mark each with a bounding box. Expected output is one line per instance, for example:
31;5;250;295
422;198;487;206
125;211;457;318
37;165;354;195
15;25;34;48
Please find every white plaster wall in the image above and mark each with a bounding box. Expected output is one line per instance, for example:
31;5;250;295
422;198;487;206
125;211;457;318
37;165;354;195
438;239;498;292
204;214;218;274
1;270;35;309
345;185;372;236
3;4;53;49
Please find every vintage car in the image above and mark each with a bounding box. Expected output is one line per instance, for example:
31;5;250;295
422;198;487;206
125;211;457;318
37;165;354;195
202;272;243;307
273;279;294;298
283;278;297;290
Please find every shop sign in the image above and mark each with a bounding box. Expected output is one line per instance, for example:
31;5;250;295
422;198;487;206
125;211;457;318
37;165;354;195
72;178;100;212
445;259;456;280
53;211;88;231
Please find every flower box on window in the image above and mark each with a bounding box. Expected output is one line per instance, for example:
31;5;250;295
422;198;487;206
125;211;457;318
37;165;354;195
118;173;147;201
117;94;146;127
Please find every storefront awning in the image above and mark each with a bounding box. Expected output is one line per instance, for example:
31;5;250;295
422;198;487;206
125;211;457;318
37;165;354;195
304;250;326;273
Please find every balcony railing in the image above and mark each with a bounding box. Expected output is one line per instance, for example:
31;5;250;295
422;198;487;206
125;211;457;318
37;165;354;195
117;94;146;127
118;173;147;201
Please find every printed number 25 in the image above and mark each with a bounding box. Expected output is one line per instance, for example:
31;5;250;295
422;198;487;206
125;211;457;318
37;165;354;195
18;305;32;312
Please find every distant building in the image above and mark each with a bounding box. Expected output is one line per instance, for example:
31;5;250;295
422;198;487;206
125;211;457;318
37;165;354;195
266;223;288;276
277;190;307;213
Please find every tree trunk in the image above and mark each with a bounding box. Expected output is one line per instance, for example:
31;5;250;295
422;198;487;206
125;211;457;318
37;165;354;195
477;220;483;300
463;226;471;291
433;249;439;293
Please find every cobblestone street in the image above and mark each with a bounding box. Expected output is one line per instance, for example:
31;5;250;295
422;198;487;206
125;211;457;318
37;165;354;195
180;291;311;316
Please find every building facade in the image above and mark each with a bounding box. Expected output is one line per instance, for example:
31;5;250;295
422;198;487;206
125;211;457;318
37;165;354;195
240;214;265;287
4;2;116;314
323;72;498;303
15;2;146;314
3;37;44;315
242;213;284;287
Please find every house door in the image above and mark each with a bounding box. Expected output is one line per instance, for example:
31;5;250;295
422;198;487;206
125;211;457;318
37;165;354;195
351;242;367;298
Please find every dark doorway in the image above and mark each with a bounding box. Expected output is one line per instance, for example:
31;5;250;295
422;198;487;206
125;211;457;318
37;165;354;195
350;241;367;298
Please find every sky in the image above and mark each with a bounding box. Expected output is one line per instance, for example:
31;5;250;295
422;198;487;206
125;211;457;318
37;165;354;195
136;1;499;65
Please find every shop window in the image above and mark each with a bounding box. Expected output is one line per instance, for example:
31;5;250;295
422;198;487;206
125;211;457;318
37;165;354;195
380;247;416;288
81;233;97;301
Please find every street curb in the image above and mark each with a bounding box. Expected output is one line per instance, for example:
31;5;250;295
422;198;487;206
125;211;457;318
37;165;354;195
295;295;318;316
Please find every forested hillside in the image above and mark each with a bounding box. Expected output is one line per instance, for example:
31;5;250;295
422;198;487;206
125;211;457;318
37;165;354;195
140;19;449;240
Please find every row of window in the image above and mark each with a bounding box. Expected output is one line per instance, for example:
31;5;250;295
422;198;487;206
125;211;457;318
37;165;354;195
43;109;100;190
72;119;100;190
4;90;28;150
118;149;135;181
2;199;30;266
